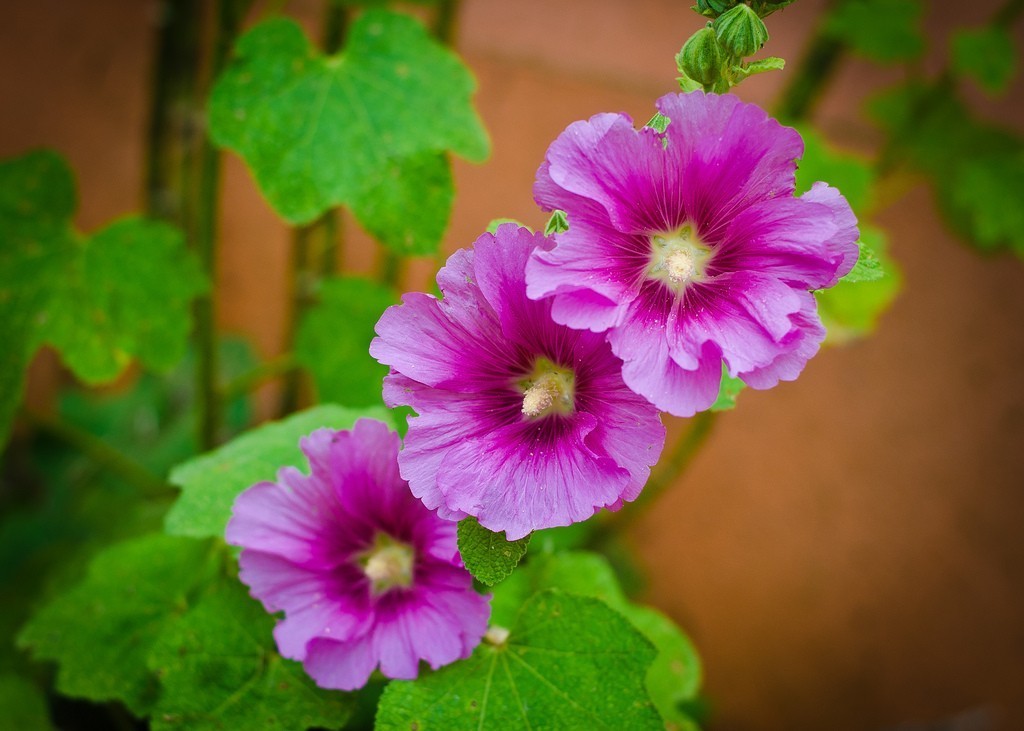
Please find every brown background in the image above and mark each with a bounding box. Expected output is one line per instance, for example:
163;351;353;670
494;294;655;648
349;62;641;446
3;0;1024;729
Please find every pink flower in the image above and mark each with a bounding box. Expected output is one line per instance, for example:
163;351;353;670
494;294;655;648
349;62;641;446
527;92;859;416
370;224;665;540
225;419;489;690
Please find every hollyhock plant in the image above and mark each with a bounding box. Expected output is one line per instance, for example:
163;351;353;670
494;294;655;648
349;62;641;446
370;224;666;540
225;419;489;690
527;91;859;416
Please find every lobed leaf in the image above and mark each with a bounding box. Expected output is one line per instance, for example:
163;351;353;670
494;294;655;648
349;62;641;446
0;151;204;444
16;534;220;715
166;405;392;539
376;590;662;731
951;26;1017;95
148;581;352;731
826;0;924;62
209;11;489;252
490;551;703;728
456;517;531;586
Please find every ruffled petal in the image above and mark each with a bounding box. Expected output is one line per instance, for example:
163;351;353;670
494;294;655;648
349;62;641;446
302;635;377;691
739;290;826;389
437;414;630;540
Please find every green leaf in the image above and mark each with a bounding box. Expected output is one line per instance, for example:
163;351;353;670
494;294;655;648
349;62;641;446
952;26;1017;95
295;277;395;407
165;404;392;538
949;152;1024;256
348;152;454;255
711;365;745;412
644;113;671;134
0;151;78;444
40;216;207;383
491;552;703;727
148;580;352;731
0;673;54;730
456;517;531;586
209;11;489;251
17;534;220;715
870;82;1024;256
841;238;885;283
816;225;901;343
794;127;873;214
0;151;204;445
732;55;785;80
376;590;662;731
826;0;924;62
544;209;569;235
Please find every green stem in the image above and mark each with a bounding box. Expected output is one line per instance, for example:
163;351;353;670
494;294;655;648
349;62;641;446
378;250;402;289
280;222;317;414
591;411;717;544
144;0;202;221
222;353;298;401
774;28;845;121
21;409;173;499
433;0;462;43
192;0;250;449
323;0;350;54
994;0;1024;24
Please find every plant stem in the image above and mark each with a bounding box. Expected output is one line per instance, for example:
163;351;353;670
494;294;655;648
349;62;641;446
995;0;1024;24
222;353;298;401
192;0;250;450
590;411;718;544
323;0;349;54
774;27;844;121
433;0;462;43
280;221;318;414
144;0;202;221
21;409;173;499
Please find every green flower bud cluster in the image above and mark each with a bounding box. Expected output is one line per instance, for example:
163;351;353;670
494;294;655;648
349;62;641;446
695;0;796;19
676;2;786;94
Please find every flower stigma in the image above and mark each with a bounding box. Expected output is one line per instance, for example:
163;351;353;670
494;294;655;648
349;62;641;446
518;357;576;419
647;224;712;290
359;533;415;594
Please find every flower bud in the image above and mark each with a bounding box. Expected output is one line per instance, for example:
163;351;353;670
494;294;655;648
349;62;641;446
695;0;738;17
676;26;723;88
713;3;769;58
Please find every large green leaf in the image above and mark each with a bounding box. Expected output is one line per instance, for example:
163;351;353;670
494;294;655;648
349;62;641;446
870;82;1024;257
826;0;924;62
16;534;220;715
0;151;77;444
376;590;662;731
491;552;703;729
295;276;395;407
794;128;873;214
456;517;531;586
209;11;489;252
951;26;1017;95
0;151;205;444
41;217;206;383
165;405;392;538
148;581;352;731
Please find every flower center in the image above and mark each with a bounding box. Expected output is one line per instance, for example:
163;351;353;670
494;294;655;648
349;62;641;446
647;225;711;290
358;533;415;594
518;358;575;419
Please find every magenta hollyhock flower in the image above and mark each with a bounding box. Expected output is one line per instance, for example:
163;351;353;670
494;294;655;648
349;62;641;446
225;419;489;691
370;224;665;541
527;92;859;417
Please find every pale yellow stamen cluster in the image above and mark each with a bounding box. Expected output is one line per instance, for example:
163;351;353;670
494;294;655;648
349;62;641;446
518;360;575;419
359;534;415;594
648;224;712;291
